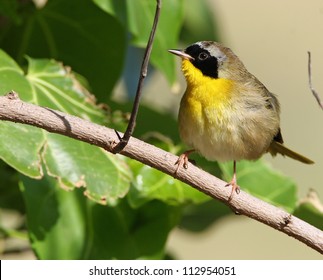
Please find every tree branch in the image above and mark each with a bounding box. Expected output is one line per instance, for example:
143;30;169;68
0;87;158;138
307;51;323;110
113;0;162;153
0;92;322;254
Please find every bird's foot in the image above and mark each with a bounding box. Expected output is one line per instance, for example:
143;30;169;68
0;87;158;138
174;149;195;176
225;175;240;201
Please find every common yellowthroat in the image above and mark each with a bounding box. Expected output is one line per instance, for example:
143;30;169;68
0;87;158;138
169;41;314;200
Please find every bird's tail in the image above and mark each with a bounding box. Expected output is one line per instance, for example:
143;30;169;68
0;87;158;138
268;141;314;164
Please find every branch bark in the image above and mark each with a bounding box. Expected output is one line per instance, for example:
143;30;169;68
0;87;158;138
0;92;322;254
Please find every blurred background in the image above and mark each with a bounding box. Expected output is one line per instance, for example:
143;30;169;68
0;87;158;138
119;0;323;259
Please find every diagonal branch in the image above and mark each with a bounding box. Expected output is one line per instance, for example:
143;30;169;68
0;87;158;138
0;92;322;254
307;51;323;110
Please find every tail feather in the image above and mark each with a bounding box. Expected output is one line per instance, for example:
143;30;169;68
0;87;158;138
269;141;314;164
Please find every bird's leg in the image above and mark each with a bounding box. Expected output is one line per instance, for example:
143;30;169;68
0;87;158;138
225;160;240;200
174;149;195;175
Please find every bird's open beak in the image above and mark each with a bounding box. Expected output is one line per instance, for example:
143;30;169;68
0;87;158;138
168;49;194;60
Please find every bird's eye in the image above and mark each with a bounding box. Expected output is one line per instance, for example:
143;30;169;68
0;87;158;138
198;52;209;60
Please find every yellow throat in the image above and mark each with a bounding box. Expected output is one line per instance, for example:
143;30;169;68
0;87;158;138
181;59;235;111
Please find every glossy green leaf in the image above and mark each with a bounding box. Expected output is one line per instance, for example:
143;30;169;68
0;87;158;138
43;134;131;205
0;122;44;178
0;0;126;101
294;190;323;230
94;0;184;84
0;50;132;204
128;160;209;208
219;160;297;212
0;49;44;177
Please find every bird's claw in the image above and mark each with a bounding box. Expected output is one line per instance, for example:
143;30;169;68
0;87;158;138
225;176;240;201
174;149;194;176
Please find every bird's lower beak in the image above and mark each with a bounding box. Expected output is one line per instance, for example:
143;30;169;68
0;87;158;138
168;49;194;60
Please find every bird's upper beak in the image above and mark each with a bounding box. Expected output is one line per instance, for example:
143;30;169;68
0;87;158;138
168;49;194;60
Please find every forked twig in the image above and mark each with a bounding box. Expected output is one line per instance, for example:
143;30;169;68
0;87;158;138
307;51;323;110
112;0;162;153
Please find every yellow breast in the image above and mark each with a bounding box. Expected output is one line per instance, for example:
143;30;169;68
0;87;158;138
178;60;270;161
181;59;235;123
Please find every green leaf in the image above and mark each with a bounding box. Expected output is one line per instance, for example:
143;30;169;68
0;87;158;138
95;0;184;84
0;161;24;212
20;175;86;259
110;100;181;142
0;0;126;101
128;160;209;208
219;160;297;212
43;134;131;205
0;0;21;25
0;122;44;178
180;0;219;44
0;50;132;204
92;0;127;24
180;199;232;232
86;199;181;259
21;173;180;260
150;0;183;84
0;50;45;178
25;56;104;123
294;190;323;230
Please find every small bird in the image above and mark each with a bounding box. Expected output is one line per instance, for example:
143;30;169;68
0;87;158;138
168;41;314;200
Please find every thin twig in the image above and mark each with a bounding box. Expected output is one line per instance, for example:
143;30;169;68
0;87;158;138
0;93;322;254
112;0;162;153
308;51;323;110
